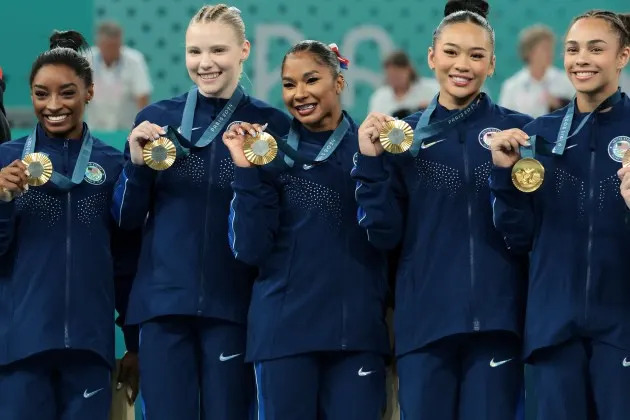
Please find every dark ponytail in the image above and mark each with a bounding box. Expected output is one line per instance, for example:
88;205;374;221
433;0;495;50
30;30;93;86
444;0;489;17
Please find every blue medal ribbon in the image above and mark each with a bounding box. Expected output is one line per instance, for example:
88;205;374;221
22;124;93;191
409;93;485;157
179;85;244;147
519;135;537;159
553;89;622;155
282;115;350;169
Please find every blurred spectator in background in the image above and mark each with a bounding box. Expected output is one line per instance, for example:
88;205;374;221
0;67;10;143
498;24;573;117
86;21;153;130
368;50;439;118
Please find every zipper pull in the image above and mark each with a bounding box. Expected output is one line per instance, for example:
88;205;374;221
63;140;69;173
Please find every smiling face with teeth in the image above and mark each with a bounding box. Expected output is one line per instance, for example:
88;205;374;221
428;22;495;110
185;22;250;99
31;64;93;139
281;51;345;132
564;17;630;111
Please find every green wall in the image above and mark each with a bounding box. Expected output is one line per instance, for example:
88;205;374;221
1;2;93;108
4;0;628;120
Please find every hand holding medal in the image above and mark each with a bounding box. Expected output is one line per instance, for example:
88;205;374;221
489;129;529;168
358;112;395;157
0;159;29;202
223;121;276;167
490;128;544;192
127;121;171;169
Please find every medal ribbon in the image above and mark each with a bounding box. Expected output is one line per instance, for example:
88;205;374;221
281;115;350;169
179;85;244;147
409;93;485;157
23;124;93;191
553;89;622;155
519;135;537;159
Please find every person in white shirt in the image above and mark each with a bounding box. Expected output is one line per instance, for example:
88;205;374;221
368;50;439;117
498;24;574;117
86;21;153;130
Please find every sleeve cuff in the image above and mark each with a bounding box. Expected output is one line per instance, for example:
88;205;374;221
490;166;517;191
123;161;156;184
233;166;264;188
356;153;386;174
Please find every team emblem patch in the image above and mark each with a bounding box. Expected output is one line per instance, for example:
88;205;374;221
479;127;500;150
608;136;630;163
84;162;106;185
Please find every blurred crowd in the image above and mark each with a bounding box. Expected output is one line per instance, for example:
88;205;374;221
2;21;630;144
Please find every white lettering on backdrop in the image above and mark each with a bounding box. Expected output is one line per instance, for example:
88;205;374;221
254;24;396;109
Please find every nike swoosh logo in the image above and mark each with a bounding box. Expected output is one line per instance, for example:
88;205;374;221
192;126;202;131
566;144;578;150
219;352;243;362
489;358;513;367
420;139;446;149
358;367;375;376
83;388;104;399
622;358;630;367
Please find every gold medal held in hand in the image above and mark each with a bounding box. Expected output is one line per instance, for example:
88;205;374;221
143;137;177;171
243;132;278;166
380;120;414;154
512;158;545;193
623;149;630;168
22;153;53;186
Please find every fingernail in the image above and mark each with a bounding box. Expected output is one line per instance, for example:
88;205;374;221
25;170;30;177
153;133;160;139
238;129;245;136
24;184;29;191
261;123;269;131
117;382;123;390
249;130;257;137
524;141;531;147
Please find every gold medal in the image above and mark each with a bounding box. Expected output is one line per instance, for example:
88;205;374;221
243;132;278;166
512;158;545;193
143;137;177;171
22;153;53;186
623;149;630;168
380;120;414;154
